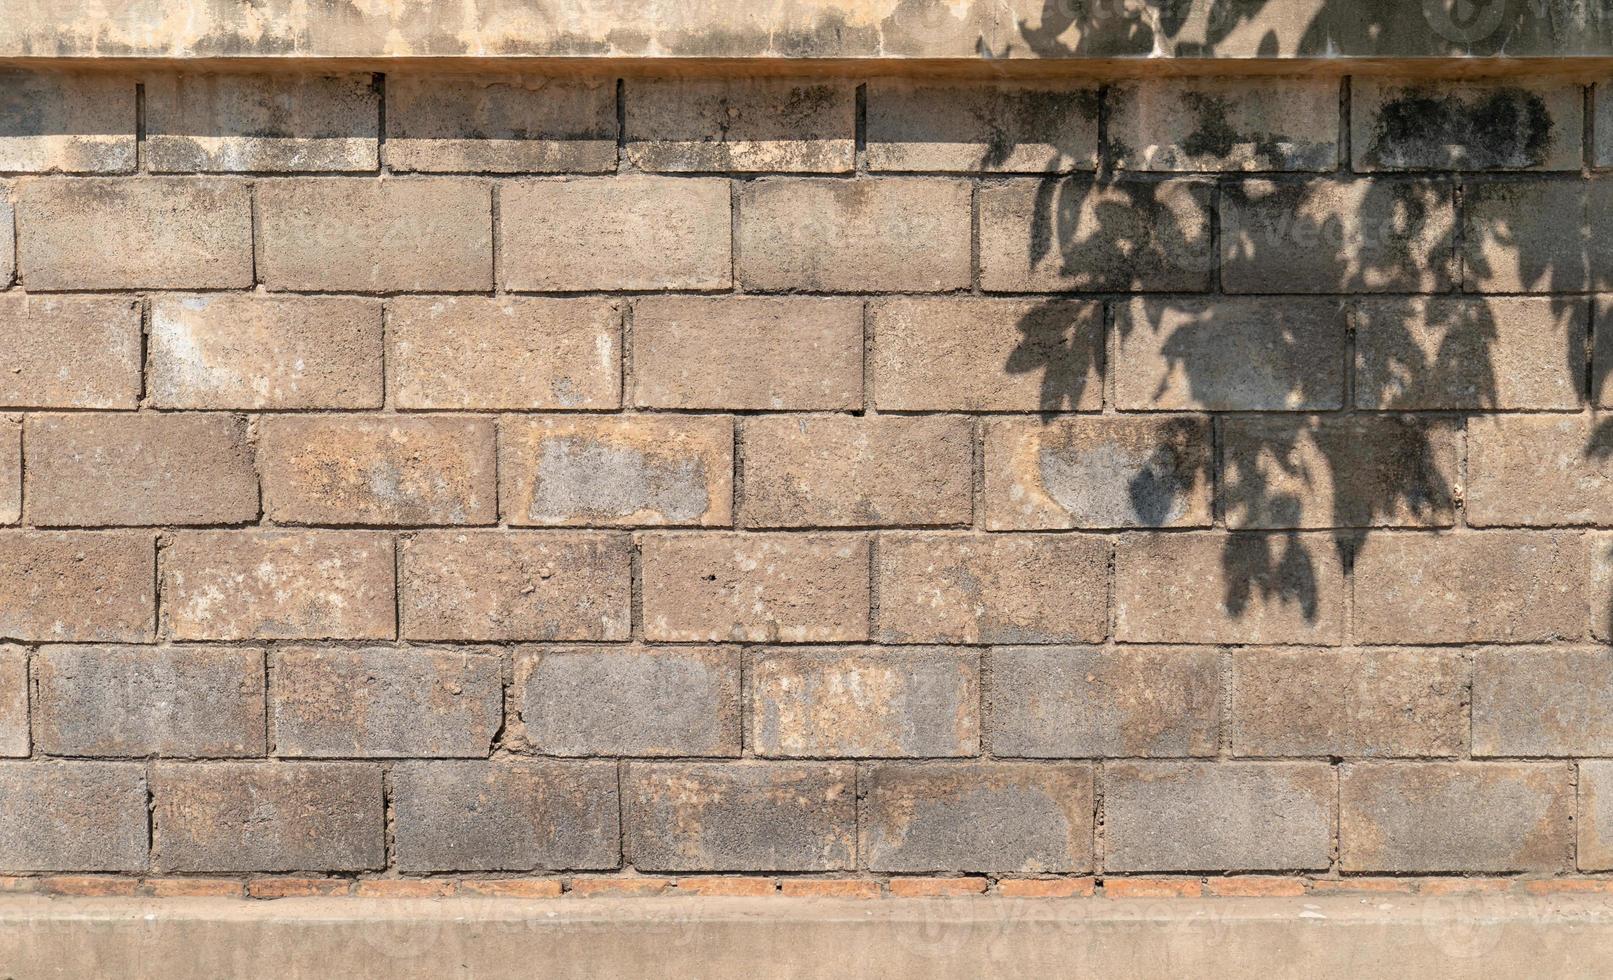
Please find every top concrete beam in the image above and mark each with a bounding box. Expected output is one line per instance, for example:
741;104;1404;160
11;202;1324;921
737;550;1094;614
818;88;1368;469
5;0;1613;63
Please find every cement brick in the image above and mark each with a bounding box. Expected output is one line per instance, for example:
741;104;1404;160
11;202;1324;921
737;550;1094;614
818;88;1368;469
633;297;863;411
393;760;619;872
388;296;620;410
1461;181;1613;292
983;416;1212;530
1353;532;1586;644
979;178;1213;291
0;186;11;284
258;415;496;526
271;647;501;758
152;762;384;873
1581;761;1613;871
145;73;379;172
1592;533;1613;642
257;178;492;292
34;645;265;758
0;295;140;409
1472;647;1613;756
865;80;1098;172
1339;762;1574;873
1220;179;1455;293
0;71;135;172
872;298;1103;412
640;532;869;643
1353;79;1583;171
1109;77;1338;171
516;646;740;757
0;645;26;757
861;763;1094;873
626;77;853;172
737;177;971;292
25;414;258;527
987;646;1221;758
385;74;616;173
401;531;630;642
499;415;733;527
1232;648;1466;758
1115;532;1345;645
624;762;855;872
17;178;252;289
740;415;972;528
1597;82;1613;168
0;531;153;643
0;762;147;871
0;420;16;526
148;295;383;410
1469;415;1613;526
162;530;395;642
876;532;1108;645
500;176;730;290
751;647;979;758
1104;762;1334;872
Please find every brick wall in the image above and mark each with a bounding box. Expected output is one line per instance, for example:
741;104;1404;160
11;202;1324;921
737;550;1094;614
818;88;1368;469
1;67;1611;889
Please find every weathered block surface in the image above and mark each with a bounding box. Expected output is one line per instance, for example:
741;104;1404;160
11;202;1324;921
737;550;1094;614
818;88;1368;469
1352;79;1582;171
1582;761;1613;871
1461;181;1613;292
0;646;25;757
1469;415;1613;526
0;762;147;871
0;295;141;409
385;74;616;173
1109;77;1338;171
1472;648;1613;756
0;531;153;643
0;71;135;173
865;81;1098;172
0;421;14;527
145;73;379;172
626;78;853;172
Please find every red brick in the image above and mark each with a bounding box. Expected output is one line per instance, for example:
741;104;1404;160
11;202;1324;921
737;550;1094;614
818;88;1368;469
887;877;987;897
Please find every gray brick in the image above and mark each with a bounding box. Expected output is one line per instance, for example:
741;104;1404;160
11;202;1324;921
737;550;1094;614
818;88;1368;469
0;419;16;527
0;645;23;757
1110;77;1338;171
626;77;853;173
385;74;616;174
1353;79;1582;171
0;71;135;173
145;72;378;172
1461;181;1613;292
1473;647;1613;757
866;80;1098;172
0;762;147;871
1581;761;1613;871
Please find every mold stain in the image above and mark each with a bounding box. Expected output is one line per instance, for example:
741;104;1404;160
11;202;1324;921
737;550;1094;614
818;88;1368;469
1368;88;1555;169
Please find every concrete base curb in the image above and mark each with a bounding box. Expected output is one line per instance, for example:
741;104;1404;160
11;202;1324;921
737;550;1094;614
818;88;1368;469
3;894;1612;978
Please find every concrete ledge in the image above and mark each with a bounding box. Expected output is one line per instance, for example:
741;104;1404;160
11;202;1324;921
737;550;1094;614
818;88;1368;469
2;894;1610;978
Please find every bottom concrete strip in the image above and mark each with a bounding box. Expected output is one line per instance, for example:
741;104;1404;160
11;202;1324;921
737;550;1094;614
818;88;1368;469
2;894;1612;979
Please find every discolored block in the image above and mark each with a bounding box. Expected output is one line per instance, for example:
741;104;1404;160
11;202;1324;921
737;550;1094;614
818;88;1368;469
0;531;153;643
0;646;27;757
1472;648;1613;756
1460;181;1613;292
1340;762;1574;873
0;762;147;871
1232;648;1466;758
624;762;854;872
0;420;16;526
1104;762;1334;872
0;187;10;284
385;74;616;173
0;71;135;172
393;760;620;872
988;646;1221;759
0;294;141;408
984;416;1212;530
740;415;972;528
388;296;620;410
1109;77;1338;171
1581;762;1613;871
516;646;740;757
865;80;1098;172
861;763;1094;873
1469;415;1613;526
34;646;265;758
272;647;501;758
640;532;868;643
751;647;979;758
1592;533;1613;642
626;77;853;172
257;415;496;526
872;298;1103;413
145;72;378;172
499;415;732;527
401;531;630;642
1352;78;1582;171
876;532;1108;645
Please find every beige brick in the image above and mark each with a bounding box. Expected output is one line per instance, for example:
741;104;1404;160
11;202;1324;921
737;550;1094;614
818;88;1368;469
0;71;135;172
633;297;862;411
1592;533;1613;642
866;80;1098;172
0;531;153;642
984;417;1212;530
737;178;970;292
1221;179;1455;293
162;530;395;642
640;532;868;643
25;414;258;527
499;415;732;527
1354;296;1586;409
876;532;1108;645
0;646;27;757
1223;417;1458;529
1340;762;1573;873
1353;532;1586;644
385;74;616;173
1581;761;1613;871
1109;77;1338;171
626;78;853;172
1115;532;1345;645
1461;181;1613;292
0;295;141;409
751;647;979;758
1469;415;1613;526
500;176;730;290
257;178;491;292
0;762;147;871
388;296;620;410
1353;79;1582;171
0;186;11;285
1473;648;1613;756
979;179;1213;292
258;415;495;526
401;531;630;642
0;420;16;526
145;72;378;172
17;178;252;289
149;295;383;410
740;415;971;528
1232;648;1466;758
872;298;1103;412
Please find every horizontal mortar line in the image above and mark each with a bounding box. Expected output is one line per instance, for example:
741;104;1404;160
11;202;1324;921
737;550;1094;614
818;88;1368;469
6;407;1605;418
26;752;1603;765
17;639;1613;652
